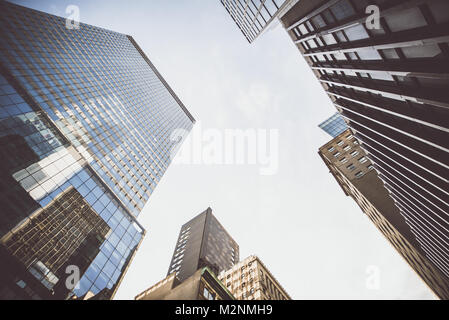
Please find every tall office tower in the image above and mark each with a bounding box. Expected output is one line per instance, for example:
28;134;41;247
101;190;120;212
135;267;235;301
220;0;298;43
167;208;239;282
218;255;291;300
319;129;449;299
319;112;349;137
279;0;449;283
0;2;195;300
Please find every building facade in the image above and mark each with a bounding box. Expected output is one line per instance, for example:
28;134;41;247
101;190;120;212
280;0;449;283
0;2;194;299
168;208;239;282
319;129;449;299
319;112;349;137
135;267;234;301
218;255;291;300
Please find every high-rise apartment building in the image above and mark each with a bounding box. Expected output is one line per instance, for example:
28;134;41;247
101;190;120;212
168;207;239;282
319;112;349;137
319;129;449;299
218;255;291;300
0;2;194;300
224;0;449;285
135;267;235;301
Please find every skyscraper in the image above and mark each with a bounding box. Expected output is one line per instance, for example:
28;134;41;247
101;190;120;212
220;0;296;43
0;2;194;300
167;207;239;282
318;112;349;137
224;0;449;286
279;0;449;283
319;129;449;299
219;255;291;300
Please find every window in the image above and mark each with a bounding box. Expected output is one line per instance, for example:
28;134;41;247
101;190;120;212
328;146;335;152
344;24;369;41
334;151;341;157
315;37;324;47
370;71;394;81
322;33;337;46
330;0;355;21
355;171;364;178
340;157;348;164
347;164;356;171
359;157;368;164
334;30;347;42
382;48;400;60
343;145;351;151
298;24;308;35
305;21;314;32
203;287;215;300
402;44;442;59
347;52;358;60
312;14;326;28
333;52;347;61
337;140;344;146
356;48;381;60
16;280;27;289
307;39;318;49
384;7;427;32
322;9;335;24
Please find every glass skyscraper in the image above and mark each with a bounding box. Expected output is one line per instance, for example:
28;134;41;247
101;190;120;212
0;1;194;300
278;0;449;285
220;0;297;43
318;112;349;138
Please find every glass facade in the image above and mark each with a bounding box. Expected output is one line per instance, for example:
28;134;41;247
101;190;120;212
318;112;348;138
221;0;293;42
0;2;194;300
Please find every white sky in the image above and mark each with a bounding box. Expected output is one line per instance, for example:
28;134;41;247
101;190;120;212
14;0;436;300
